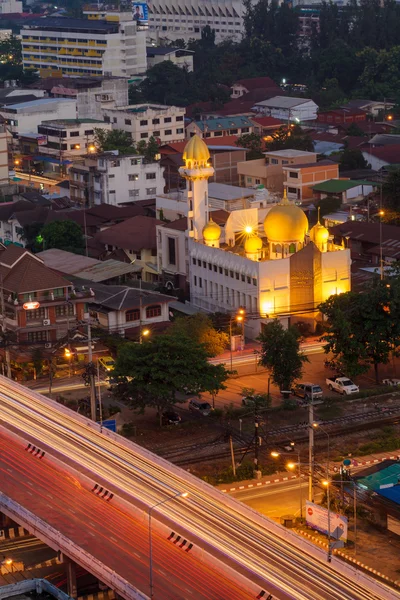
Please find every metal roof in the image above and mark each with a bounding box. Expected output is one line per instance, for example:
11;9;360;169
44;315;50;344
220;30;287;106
253;96;313;108
208;182;254;201
312;179;374;193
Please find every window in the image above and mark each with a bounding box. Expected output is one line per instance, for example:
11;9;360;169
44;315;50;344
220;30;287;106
252;278;257;286
141;132;148;139
26;307;45;320
208;262;212;270
146;187;156;195
164;117;172;123
140;119;148;126
288;187;297;194
125;119;132;125
70;131;79;137
53;288;64;298
126;309;140;322
28;330;47;342
146;172;156;180
176;116;184;121
129;174;139;181
153;130;160;137
108;174;115;179
192;257;196;265
203;261;206;268
271;158;278;165
176;128;184;134
235;272;239;280
247;276;251;284
113;117;117;123
131;158;142;166
152;118;160;125
84;129;94;136
55;304;74;317
168;237;176;265
146;305;161;318
224;268;228;276
199;278;202;288
109;190;116;194
129;189;139;197
194;275;197;286
229;270;233;278
219;267;223;274
165;129;172;135
255;179;260;184
289;171;298;178
214;265;217;272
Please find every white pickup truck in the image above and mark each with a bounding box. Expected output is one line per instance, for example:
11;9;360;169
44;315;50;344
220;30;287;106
326;376;359;395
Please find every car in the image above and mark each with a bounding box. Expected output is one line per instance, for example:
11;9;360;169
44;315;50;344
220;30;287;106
382;378;400;387
326;376;359;395
162;410;182;425
291;382;323;401
98;356;115;371
188;398;212;415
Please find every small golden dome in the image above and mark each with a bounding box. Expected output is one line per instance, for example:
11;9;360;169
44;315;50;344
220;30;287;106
244;235;263;254
182;134;210;168
263;190;308;243
310;222;329;246
203;217;221;241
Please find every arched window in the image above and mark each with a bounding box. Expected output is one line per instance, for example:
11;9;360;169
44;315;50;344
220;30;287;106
146;305;161;318
289;243;296;254
275;244;282;255
126;309;140;322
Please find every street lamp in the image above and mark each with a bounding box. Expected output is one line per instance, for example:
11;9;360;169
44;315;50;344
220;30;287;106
313;422;331;562
323;479;357;558
271;446;303;521
379;209;384;280
229;308;246;369
149;492;188;599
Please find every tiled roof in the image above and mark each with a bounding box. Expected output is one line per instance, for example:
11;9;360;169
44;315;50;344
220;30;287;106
330;221;400;245
86;204;146;221
160;135;245;155
362;144;400;164
163;217;187;231
0;244;29;267
95;215;162;251
0;200;34;221
250;116;284;128
192;116;253;132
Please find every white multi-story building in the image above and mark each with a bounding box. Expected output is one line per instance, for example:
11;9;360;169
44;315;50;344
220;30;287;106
21;13;146;79
102;104;186;144
160;134;351;338
0;0;22;13
0;97;77;136
37;118;112;161
69;152;165;206
147;0;244;43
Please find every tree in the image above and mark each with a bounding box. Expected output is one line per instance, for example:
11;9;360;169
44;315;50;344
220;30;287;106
94;128;137;154
31;348;44;377
22;221;44;252
41;220;84;253
339;148;370;171
317;196;342;218
320;281;400;383
236;133;264;160
266;125;314;152
113;334;229;424
169;313;229;357
383;167;400;211
241;387;271;408
346;122;366;137
257;320;308;391
136;136;160;161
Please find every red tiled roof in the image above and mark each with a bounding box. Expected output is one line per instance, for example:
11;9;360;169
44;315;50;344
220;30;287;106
329;221;400;245
162;217;187;231
95;215;162;251
160;135;245;155
209;209;230;225
250;116;284;128
362;144;400;164
0;244;32;268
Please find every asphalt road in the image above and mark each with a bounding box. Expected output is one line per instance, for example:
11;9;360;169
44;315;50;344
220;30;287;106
0;535;56;567
0;377;395;600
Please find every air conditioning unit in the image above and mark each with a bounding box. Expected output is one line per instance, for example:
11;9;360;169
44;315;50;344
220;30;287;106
43;319;51;326
45;342;52;349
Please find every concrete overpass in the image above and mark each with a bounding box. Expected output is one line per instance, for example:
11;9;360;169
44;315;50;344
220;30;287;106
0;376;398;600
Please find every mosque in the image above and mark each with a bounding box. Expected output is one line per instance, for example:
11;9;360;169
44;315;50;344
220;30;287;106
178;135;351;338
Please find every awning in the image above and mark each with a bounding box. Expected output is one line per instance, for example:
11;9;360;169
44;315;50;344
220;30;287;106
32;155;72;165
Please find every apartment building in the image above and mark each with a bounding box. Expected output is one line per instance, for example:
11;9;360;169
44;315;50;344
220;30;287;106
102;104;186;144
21;14;146;79
186;116;253;139
283;160;339;201
0;97;77;136
69;152;164;206
147;0;244;43
238;149;318;192
37;118;112;161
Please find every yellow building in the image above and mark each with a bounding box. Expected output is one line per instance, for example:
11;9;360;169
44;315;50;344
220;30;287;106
181;135;351;337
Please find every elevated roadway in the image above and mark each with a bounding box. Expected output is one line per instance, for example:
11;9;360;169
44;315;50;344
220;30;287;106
0;377;397;600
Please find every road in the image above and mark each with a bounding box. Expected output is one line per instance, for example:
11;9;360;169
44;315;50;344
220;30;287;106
0;378;396;600
0;535;56;567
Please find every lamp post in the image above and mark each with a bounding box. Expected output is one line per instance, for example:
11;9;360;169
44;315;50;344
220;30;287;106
149;492;188;599
379;209;384;280
271;446;303;521
323;479;357;558
229;308;245;370
313;422;331;562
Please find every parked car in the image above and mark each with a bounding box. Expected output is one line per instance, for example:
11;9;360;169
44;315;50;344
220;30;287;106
326;376;359;395
382;378;400;387
188;399;212;415
291;382;323;401
98;356;115;371
162;410;181;425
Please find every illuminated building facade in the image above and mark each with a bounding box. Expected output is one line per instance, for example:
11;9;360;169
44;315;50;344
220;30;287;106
180;135;351;337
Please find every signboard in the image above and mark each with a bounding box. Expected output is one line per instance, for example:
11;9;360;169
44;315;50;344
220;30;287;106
306;501;348;542
23;301;40;310
102;419;117;432
132;2;148;28
37;135;47;146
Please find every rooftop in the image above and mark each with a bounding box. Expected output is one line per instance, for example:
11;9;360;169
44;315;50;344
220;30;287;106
146;45;194;56
357;463;400;491
362;144;400;164
23;16;119;32
283;159;336;169
208;182;255;201
76;279;173;311
2;97;75;111
41;118;106;126
330;221;400;245
253;96;313;109
192;116;253;132
95;215;162;251
265;148;316;158
312;179;376;193
233;77;281;92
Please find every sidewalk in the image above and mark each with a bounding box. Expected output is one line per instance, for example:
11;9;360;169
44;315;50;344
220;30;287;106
218;448;400;492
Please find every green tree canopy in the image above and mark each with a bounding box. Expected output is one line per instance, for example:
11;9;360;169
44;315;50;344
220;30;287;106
383;167;400;211
113;334;229;423
236;133;264;160
339;148;370;171
41;220;84;254
320;280;400;382
94;128;137;154
257;320;308;391
266;125;314;152
169;313;229;357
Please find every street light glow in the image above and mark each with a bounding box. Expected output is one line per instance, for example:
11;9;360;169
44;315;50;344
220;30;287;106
23;301;40;310
286;462;296;470
271;451;280;458
142;329;150;337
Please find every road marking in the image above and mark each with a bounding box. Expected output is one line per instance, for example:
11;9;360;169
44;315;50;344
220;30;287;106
132;551;141;558
69;509;76;514
27;491;33;495
89;531;95;537
110;536;117;542
27;481;33;485
157;570;167;577
185;589;193;595
47;494;53;499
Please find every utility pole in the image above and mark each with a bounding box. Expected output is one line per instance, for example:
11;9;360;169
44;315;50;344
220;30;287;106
0;275;11;379
229;435;236;477
308;395;314;502
254;403;261;479
139;277;143;344
87;312;96;422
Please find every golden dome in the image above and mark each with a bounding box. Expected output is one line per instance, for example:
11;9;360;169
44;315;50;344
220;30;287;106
203;217;221;241
263;190;308;243
310;221;329;246
182;134;210;168
244;235;263;254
